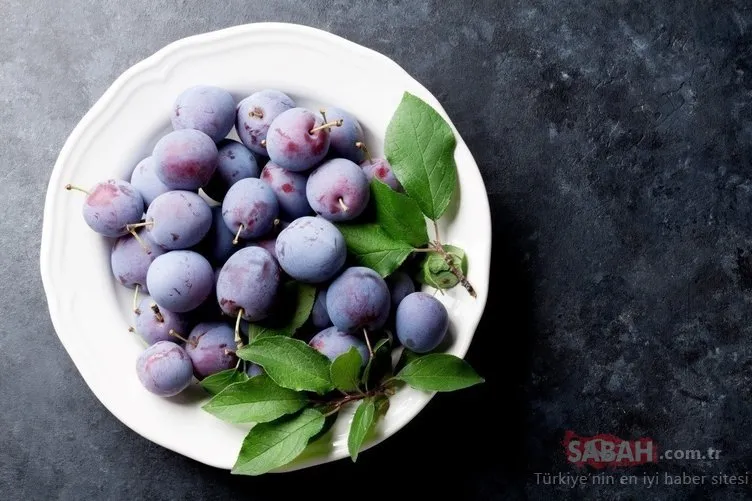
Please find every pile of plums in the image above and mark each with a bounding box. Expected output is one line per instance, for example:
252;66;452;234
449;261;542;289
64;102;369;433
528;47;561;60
69;86;448;397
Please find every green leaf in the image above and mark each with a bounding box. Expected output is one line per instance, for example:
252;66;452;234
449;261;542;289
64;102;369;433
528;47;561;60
394;353;484;391
374;394;390;417
237;336;333;394
385;92;458;220
202;375;308;424
330;347;363;392
371;179;428;247
336;224;413;277
200;369;249;396
232;408;325;476
248;282;316;339
417;245;468;290
348;398;376;462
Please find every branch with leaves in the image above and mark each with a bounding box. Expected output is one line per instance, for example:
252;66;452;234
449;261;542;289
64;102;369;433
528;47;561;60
199;91;484;475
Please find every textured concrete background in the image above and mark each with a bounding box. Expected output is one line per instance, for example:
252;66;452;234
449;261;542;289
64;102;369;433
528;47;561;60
2;0;752;499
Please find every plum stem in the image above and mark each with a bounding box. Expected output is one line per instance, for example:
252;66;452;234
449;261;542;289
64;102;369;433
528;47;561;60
249;108;264;119
260;139;267;148
235;308;244;349
338;198;349;212
362;328;374;359
127;326;135;333
233;224;244;245
355;141;372;162
150;303;164;323
128;228;151;253
309;119;343;134
126;221;153;232
132;284;141;314
430;242;477;298
319;108;327;122
65;183;89;195
169;329;190;344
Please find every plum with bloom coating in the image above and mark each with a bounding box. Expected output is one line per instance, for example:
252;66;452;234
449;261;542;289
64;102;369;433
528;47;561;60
221;178;279;241
153;129;218;190
216;246;280;321
275;216;346;283
310;286;332;328
171;85;236;142
136;341;193;396
130;156;171;205
203;139;260;202
78;179;144;238
134;298;189;345
309;327;368;366
185;322;238;378
265;108;330;172
146;250;214;313
110;230;164;292
325;107;365;163
361;158;403;192
395;292;449;353
326;267;390;332
236;90;295;155
306;158;370;222
260;161;311;220
145;191;212;250
387;271;415;309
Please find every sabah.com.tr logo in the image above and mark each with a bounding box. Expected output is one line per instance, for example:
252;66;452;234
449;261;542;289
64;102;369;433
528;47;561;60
563;431;721;468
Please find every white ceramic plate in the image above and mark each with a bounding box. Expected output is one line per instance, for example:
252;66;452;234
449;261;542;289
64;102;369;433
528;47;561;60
40;23;491;472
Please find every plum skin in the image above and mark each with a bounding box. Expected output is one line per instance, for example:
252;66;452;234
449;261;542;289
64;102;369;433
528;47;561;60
146;250;215;313
134;298;189;345
146;191;212;250
260;161;311;220
203;139;260;203
185;322;238;379
387;271;415;309
310;286;332;328
309;326;368;366
326;266;391;332
395;292;449;353
274;216;346;283
110;230;164;292
81;179;144;238
171;85;236;142
265;108;330;172
216;246;280;321
325;107;365;163
236;90;295;155
306;158;370;222
153;129;218;190
136;341;194;397
221;178;279;241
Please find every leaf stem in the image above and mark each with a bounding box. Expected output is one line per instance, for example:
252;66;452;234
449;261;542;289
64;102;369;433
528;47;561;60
430;242;477;298
433;220;440;243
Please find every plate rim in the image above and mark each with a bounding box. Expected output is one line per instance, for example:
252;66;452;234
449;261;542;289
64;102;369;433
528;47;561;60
40;22;492;472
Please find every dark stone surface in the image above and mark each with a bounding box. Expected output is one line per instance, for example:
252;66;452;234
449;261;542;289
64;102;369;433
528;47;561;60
2;0;751;499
